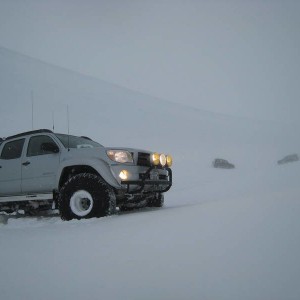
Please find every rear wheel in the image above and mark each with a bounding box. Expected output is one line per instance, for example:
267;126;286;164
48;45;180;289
58;173;116;221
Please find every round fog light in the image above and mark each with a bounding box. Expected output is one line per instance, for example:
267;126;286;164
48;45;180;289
160;153;167;167
119;170;129;180
151;152;160;166
166;155;173;167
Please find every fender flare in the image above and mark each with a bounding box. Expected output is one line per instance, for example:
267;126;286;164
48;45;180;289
56;158;121;189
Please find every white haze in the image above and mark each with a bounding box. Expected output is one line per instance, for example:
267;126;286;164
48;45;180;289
0;47;300;300
0;1;299;123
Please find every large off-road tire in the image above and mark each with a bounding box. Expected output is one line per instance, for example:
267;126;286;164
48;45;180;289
58;173;116;221
147;193;164;207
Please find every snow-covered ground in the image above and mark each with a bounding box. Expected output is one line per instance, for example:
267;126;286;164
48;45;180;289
0;47;300;300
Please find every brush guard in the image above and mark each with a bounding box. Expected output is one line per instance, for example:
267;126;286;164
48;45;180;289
121;167;172;194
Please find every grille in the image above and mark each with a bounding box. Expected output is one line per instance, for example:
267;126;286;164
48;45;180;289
137;152;151;167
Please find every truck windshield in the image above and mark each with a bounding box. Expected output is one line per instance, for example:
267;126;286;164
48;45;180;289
55;134;103;149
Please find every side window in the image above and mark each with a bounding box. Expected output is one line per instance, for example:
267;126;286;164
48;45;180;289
0;139;25;160
27;135;58;157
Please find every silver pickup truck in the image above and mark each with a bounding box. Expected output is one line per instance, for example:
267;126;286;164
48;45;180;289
0;129;172;220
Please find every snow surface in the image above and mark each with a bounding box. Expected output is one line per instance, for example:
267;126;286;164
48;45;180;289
1;47;300;300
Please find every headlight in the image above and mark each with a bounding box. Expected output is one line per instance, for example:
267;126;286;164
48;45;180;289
107;150;133;163
166;155;173;167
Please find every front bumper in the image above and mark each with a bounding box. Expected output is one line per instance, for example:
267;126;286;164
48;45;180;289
121;167;172;194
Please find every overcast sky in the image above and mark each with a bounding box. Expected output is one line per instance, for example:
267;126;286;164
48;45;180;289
0;0;299;122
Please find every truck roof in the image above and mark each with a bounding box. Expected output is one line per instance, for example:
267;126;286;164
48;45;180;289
2;130;94;143
4;129;53;141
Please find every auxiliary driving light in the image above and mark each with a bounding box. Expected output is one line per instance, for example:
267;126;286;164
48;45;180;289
119;170;129;180
151;152;160;166
160;153;167;167
166;155;173;167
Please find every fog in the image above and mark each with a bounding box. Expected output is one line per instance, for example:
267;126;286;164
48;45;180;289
1;3;300;298
0;0;299;122
1;45;300;300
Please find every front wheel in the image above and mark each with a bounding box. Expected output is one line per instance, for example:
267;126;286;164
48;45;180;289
58;173;116;221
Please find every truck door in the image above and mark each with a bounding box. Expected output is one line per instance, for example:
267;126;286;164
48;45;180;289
21;135;61;193
0;138;25;196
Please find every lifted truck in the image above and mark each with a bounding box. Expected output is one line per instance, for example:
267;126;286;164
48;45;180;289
0;129;172;220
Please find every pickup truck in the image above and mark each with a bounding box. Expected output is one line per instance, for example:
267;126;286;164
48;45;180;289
0;129;172;220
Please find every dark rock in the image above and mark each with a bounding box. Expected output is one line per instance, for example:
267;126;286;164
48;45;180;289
213;158;235;169
277;154;299;165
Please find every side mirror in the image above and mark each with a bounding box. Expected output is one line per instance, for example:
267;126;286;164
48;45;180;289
41;142;59;153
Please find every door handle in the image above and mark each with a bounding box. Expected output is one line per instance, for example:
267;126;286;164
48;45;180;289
22;161;31;166
0;166;2;168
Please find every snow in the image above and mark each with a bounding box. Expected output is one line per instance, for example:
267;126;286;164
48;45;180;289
1;47;300;300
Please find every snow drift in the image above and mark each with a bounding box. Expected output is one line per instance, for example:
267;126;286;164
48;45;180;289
0;47;300;300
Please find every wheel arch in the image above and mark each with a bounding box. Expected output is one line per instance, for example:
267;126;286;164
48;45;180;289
59;165;100;189
57;158;121;190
